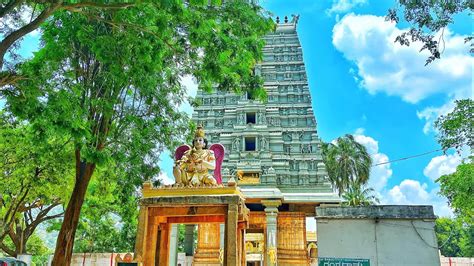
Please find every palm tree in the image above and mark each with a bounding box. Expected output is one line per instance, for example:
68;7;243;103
321;134;372;195
342;183;380;206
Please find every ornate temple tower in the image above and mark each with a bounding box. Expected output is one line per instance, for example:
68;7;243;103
193;17;337;197
192;16;340;265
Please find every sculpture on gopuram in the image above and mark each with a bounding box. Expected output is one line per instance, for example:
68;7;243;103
173;126;224;186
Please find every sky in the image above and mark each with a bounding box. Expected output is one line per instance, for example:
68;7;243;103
13;0;472;219
256;0;472;217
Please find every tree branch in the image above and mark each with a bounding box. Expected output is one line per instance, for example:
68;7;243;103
0;241;16;257
0;0;23;18
61;2;134;12
0;1;62;69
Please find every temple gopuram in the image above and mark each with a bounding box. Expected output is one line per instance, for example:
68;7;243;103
135;16;340;266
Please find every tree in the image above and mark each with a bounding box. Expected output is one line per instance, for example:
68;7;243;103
72;167;139;253
435;217;473;257
434;99;473;153
0;112;71;257
0;233;51;265
437;159;473;223
342;183;379;206
321;134;372;195
3;2;273;264
433;98;473;223
386;1;473;65
0;0;134;86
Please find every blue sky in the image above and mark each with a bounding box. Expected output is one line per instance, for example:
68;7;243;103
258;0;472;217
13;0;472;218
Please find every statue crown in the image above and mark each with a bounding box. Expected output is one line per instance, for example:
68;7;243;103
195;125;205;138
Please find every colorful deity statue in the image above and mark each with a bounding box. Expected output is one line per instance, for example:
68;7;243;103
173;126;225;186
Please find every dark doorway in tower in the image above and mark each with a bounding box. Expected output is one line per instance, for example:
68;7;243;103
246;112;256;124
245;137;256;151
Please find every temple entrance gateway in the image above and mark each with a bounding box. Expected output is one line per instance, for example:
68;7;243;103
135;184;249;266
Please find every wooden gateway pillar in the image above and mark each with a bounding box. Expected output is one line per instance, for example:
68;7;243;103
135;183;249;266
194;223;221;265
225;203;239;265
277;212;309;266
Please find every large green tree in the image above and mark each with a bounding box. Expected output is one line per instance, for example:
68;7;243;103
437;160;473;223
434;99;473;153
435;217;474;257
3;2;273;264
322;134;372;195
72;166;139;253
0;112;71;257
433;99;473;223
0;0;134;86
386;1;473;65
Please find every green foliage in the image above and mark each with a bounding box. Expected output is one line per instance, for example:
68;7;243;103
72;166;139;253
0;112;72;256
5;0;274;183
322;134;372;195
386;1;473;65
437;159;474;223
27;234;51;266
434;99;473;153
342;183;379;206
435;217;474;257
2;1;273;260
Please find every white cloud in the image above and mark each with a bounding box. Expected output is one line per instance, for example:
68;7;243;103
423;154;462;181
326;0;368;16
416;100;456;134
332;14;472;104
386;179;453;217
388;179;430;203
354;133;393;192
354;127;365;135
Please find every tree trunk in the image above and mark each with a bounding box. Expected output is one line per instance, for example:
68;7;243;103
51;150;96;266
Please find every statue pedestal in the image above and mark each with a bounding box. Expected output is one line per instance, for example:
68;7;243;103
135;183;249;266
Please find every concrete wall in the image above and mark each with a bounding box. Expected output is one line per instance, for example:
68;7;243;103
440;257;474;266
316;206;440;266
48;253;132;266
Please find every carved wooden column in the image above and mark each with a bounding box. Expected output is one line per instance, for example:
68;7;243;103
134;206;148;261
143;215;158;266
238;222;247;266
277;212;308;266
225;203;239;265
194;223;221;265
157;222;171;266
262;200;281;266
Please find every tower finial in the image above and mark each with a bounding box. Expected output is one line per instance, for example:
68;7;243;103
291;14;300;24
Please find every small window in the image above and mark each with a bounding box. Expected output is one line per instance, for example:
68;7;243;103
246;112;256;124
245;137;256;151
